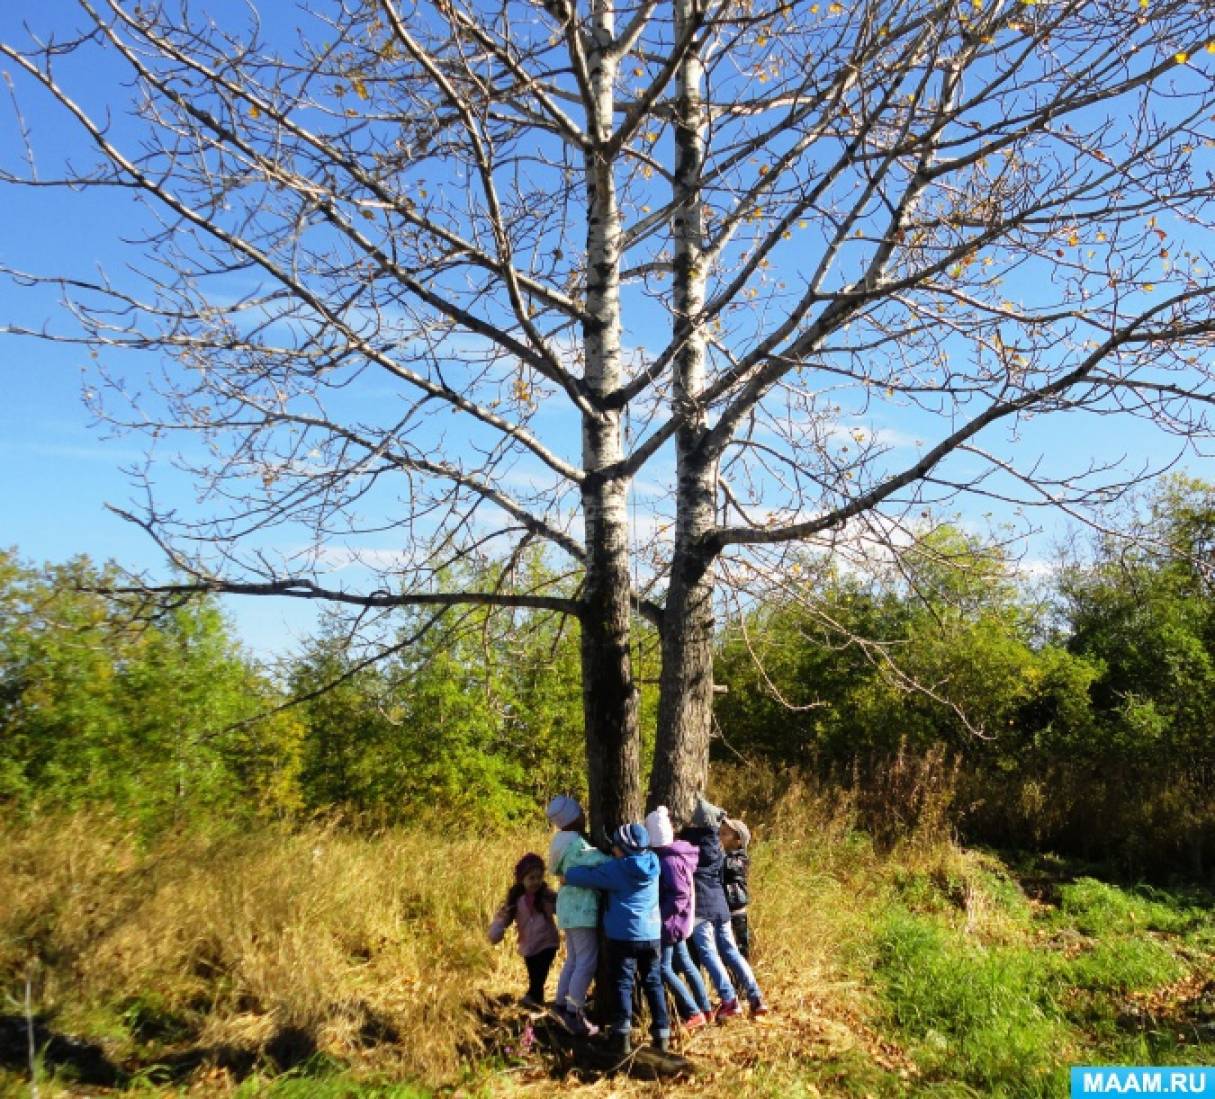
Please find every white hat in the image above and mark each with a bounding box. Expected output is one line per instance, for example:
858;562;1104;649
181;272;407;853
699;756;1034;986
644;806;675;848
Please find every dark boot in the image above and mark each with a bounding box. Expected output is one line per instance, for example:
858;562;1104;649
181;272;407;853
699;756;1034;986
607;1029;631;1057
651;1032;670;1053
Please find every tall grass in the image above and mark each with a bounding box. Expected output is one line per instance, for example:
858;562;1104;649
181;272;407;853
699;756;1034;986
873;907;1070;1097
2;778;909;1095
2;770;1212;1097
0;812;541;1085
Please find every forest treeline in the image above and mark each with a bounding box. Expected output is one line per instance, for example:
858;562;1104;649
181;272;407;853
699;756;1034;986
3;477;1214;877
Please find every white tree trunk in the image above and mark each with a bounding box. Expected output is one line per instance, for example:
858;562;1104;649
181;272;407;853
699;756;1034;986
581;8;641;834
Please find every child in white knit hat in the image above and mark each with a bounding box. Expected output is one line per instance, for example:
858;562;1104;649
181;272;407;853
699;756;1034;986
645;805;713;1031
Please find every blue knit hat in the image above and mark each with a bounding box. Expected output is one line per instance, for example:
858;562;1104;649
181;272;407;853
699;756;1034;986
545;795;583;829
611;822;650;852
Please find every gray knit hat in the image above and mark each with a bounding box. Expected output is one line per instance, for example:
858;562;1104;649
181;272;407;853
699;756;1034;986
691;794;727;829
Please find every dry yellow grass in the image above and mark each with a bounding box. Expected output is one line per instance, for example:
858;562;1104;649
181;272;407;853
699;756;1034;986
1;813;541;1084
0;776;954;1096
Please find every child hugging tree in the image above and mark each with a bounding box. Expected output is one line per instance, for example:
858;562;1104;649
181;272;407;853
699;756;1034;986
721;816;753;959
545;795;608;1036
562;822;671;1055
681;795;769;1019
645;804;713;1031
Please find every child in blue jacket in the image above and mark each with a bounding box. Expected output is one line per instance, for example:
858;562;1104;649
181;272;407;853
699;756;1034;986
562;821;671;1055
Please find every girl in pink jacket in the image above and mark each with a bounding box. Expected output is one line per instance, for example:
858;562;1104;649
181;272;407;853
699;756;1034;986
488;852;559;1007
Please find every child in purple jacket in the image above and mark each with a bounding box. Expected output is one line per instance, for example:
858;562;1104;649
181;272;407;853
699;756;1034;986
645;806;713;1030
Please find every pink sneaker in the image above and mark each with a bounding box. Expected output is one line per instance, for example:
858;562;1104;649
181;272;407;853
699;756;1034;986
750;998;770;1018
682;1011;709;1031
715;999;743;1021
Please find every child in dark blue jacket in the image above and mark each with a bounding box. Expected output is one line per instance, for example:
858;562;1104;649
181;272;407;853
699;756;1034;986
562;821;671;1055
681;795;768;1019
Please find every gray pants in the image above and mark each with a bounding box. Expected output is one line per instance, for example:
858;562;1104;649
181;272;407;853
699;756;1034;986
554;926;599;1011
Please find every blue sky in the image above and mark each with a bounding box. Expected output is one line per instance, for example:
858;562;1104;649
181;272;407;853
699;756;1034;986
3;3;1215;661
0;165;323;655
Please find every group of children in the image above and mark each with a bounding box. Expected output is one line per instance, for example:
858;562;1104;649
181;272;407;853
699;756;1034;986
487;793;765;1055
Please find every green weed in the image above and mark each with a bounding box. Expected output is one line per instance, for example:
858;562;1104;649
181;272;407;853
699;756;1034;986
1065;937;1183;994
1057;878;1199;936
874;907;1070;1097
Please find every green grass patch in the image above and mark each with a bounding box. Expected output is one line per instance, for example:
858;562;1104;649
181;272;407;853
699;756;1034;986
873;907;1069;1097
887;851;1033;938
1056;878;1202;936
1064;936;1184;994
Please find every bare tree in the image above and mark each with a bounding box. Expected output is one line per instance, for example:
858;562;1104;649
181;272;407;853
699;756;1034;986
4;0;1215;828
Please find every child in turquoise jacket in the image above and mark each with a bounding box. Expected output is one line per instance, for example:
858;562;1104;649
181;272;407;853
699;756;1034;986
545;795;608;1035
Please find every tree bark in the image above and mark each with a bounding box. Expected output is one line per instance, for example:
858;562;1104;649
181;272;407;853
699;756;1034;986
648;2;714;824
581;472;641;837
649;484;716;824
580;9;640;837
